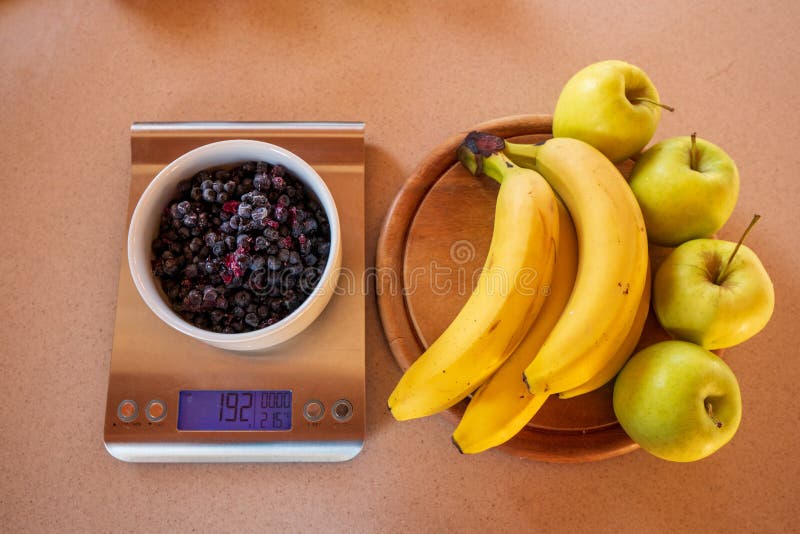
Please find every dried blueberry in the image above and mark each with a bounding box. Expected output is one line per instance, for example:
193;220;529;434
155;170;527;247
237;203;252;218
248;270;267;292
303;218;318;235
211;241;225;257
274;204;288;223
202;188;217;203
210;309;225;324
202;287;218;306
263;228;280;242
251;206;268;222
250;255;266;272
236;234;251;248
183;263;199;279
254;172;270;191
204;231;219;247
267;255;281;271
291;219;303;238
244;313;260;329
185;289;202;308
189;237;203;253
271;176;285;191
233;291;251;308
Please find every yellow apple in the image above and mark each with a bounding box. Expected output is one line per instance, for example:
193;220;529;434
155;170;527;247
553;60;670;163
653;216;774;349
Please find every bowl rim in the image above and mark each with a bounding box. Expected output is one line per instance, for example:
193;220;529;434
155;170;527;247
127;139;342;345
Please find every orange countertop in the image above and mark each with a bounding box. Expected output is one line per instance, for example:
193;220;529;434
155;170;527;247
1;1;798;531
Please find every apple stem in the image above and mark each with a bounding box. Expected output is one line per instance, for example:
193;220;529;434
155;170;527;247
630;97;675;112
706;402;723;429
689;132;698;171
715;214;762;285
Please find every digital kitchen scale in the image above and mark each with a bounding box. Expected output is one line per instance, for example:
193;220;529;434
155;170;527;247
104;122;366;462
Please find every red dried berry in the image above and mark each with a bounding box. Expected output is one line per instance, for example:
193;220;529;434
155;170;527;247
222;200;240;214
223;253;245;278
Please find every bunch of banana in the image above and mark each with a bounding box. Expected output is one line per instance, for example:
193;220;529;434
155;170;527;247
387;134;560;421
449;133;650;453
388;131;651;454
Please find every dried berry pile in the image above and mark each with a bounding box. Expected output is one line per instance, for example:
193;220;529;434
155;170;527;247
151;161;331;333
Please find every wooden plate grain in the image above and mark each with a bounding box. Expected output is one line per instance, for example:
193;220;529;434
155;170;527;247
377;115;673;463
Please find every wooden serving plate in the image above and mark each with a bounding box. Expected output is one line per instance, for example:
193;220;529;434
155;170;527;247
376;115;676;463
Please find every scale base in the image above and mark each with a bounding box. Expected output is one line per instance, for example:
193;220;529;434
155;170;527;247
104;122;366;463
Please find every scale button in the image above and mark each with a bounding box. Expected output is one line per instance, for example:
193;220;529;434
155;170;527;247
303;400;325;422
117;400;138;422
332;399;353;422
145;400;167;423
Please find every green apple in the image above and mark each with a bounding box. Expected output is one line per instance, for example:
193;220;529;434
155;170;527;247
613;340;742;462
553;60;671;163
628;134;739;246
653;216;774;350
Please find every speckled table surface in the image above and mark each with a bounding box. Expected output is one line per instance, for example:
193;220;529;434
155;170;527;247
1;1;798;532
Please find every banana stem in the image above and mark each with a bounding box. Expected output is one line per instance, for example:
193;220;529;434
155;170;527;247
715;214;761;285
502;140;541;169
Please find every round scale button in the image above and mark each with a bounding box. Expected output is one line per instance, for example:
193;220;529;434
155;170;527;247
117;400;138;422
332;399;353;422
145;399;167;423
303;400;324;422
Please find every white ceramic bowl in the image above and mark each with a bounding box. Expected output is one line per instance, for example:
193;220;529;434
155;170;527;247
128;140;341;351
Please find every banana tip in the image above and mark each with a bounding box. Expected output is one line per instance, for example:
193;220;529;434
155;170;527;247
451;436;465;455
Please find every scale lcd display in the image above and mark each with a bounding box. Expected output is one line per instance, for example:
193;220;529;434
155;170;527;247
178;390;292;431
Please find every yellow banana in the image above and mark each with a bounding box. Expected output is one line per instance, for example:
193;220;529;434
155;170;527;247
452;198;578;454
504;136;649;396
557;262;651;399
387;138;559;421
